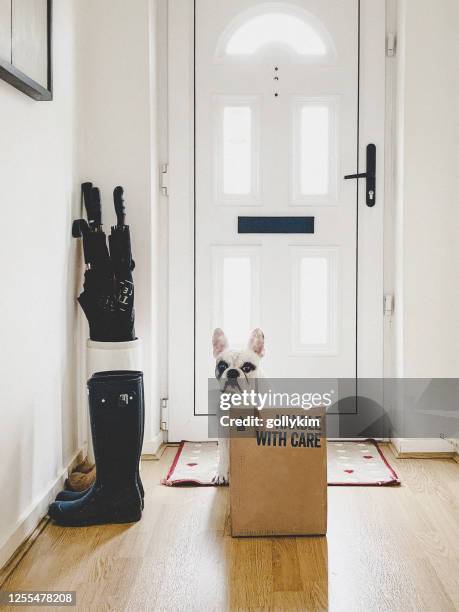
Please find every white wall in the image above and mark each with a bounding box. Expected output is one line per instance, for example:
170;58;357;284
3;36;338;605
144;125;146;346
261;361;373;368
0;0;162;568
75;0;161;453
394;0;459;378
391;0;459;453
0;0;80;567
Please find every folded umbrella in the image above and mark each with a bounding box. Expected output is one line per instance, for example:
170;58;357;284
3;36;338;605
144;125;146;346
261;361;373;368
72;183;136;342
76;185;116;341
108;186;136;342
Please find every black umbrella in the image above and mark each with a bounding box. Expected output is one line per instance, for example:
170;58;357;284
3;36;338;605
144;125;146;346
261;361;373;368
72;183;136;342
109;186;136;341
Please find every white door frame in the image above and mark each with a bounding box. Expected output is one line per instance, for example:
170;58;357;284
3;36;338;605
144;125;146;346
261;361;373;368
167;0;385;442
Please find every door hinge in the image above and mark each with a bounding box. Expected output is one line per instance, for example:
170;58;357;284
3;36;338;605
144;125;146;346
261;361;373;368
387;32;396;57
384;294;394;317
160;397;169;431
160;163;169;196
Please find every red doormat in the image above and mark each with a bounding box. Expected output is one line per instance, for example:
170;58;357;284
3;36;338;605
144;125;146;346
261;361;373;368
162;439;400;487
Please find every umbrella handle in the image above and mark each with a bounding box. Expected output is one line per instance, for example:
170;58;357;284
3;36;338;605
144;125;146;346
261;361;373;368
72;219;93;266
91;187;102;230
113;186;126;228
82;182;102;231
72;218;90;238
81;182;95;228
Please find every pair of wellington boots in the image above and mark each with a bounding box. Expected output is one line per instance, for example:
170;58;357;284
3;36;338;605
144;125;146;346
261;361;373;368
48;371;144;527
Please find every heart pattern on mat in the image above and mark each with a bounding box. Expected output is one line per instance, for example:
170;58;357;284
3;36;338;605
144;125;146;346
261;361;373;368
162;441;400;486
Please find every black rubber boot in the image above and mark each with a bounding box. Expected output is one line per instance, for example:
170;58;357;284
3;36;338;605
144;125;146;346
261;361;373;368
48;371;144;526
55;371;145;506
55;488;90;502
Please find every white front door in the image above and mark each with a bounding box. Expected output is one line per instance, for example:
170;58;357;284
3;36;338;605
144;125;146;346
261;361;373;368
168;0;385;441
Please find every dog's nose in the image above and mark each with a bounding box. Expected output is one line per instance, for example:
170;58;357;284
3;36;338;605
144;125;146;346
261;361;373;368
226;369;239;379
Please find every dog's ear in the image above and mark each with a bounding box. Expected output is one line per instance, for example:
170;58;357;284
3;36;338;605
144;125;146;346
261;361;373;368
212;328;229;358
248;328;265;357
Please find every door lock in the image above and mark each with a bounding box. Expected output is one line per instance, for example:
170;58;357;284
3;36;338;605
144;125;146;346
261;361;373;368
344;144;376;207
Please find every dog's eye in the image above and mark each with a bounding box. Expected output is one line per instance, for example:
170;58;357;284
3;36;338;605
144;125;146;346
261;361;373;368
242;362;255;373
218;361;228;373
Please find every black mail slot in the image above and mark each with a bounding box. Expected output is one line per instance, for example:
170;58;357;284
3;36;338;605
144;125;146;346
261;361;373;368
238;216;315;234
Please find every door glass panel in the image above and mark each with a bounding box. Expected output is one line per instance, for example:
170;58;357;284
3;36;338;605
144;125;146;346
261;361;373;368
293;98;338;204
300;256;329;344
226;13;326;57
300;105;329;195
222;257;251;343
212;247;260;347
215;96;260;204
291;247;338;354
216;6;335;62
223;106;251;194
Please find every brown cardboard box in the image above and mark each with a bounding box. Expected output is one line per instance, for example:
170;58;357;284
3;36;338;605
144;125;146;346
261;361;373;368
230;407;327;537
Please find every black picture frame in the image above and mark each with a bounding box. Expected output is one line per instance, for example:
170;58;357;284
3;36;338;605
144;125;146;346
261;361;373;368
0;0;52;101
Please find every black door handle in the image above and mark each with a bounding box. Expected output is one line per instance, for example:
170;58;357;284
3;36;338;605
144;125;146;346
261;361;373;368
344;144;376;207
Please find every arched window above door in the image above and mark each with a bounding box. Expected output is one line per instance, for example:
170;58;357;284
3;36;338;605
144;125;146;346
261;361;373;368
215;3;335;63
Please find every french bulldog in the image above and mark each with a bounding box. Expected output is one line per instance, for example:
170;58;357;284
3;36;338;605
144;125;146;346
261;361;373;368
211;327;265;485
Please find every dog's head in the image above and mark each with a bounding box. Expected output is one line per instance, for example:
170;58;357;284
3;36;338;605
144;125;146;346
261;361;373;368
212;328;265;392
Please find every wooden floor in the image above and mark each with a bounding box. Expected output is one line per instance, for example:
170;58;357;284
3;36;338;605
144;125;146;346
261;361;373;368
2;447;458;611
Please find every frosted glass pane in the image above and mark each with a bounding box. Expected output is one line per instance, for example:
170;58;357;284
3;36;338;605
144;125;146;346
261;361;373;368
300;257;328;345
223;257;251;344
226;13;327;57
300;105;329;195
223;106;252;195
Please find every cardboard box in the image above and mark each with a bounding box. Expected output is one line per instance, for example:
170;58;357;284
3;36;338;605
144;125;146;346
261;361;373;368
230;407;327;537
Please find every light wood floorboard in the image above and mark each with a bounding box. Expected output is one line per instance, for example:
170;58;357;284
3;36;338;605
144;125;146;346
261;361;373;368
2;447;458;611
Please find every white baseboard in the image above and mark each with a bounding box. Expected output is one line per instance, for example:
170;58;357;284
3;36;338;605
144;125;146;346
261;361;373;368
142;431;164;458
1;430;166;573
391;438;454;454
0;449;83;571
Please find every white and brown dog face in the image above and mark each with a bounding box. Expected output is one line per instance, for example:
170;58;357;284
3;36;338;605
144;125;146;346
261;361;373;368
212;328;265;485
212;328;265;392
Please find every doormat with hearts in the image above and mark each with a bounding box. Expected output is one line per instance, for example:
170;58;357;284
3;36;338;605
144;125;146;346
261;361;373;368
162;439;400;486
